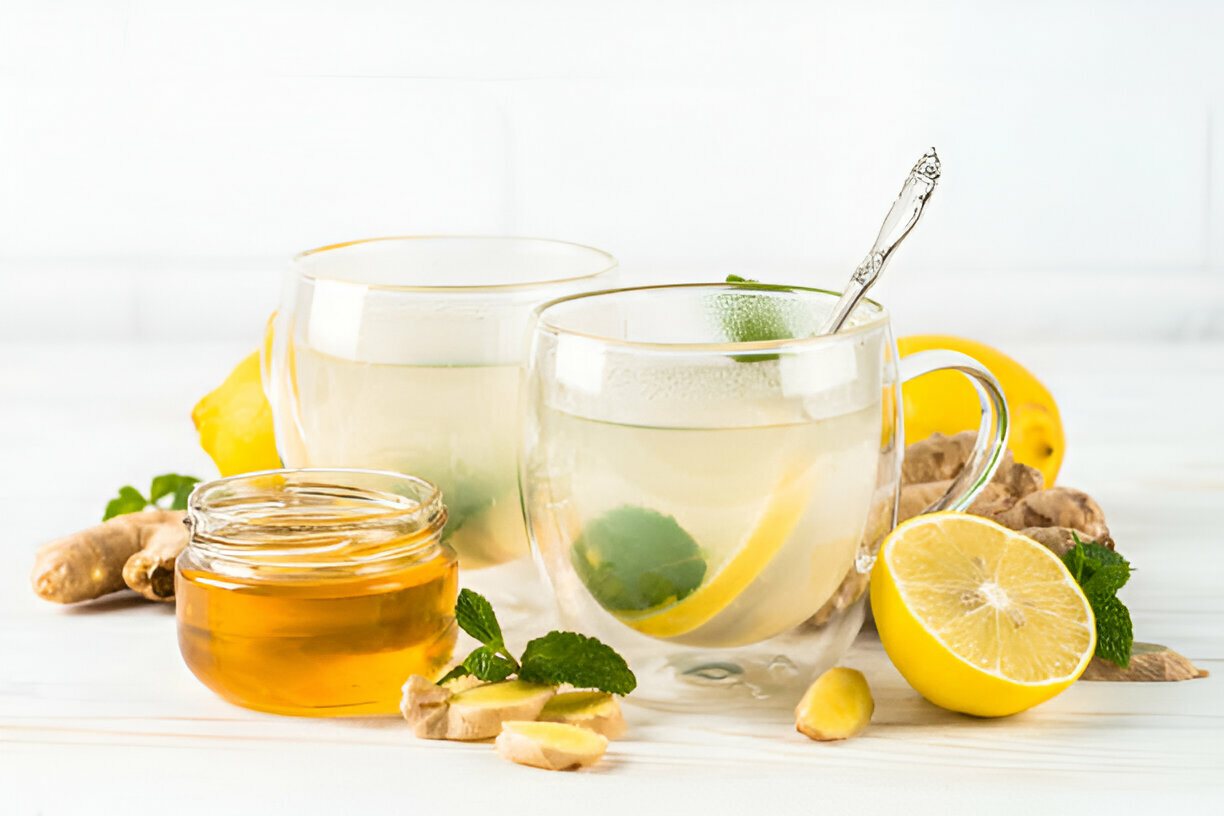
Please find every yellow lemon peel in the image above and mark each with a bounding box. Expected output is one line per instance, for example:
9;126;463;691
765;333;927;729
897;334;1064;487
192;350;281;477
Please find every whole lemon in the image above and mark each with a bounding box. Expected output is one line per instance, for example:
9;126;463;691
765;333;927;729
192;350;281;477
897;335;1063;487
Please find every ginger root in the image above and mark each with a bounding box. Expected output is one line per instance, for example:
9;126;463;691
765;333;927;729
901;430;980;484
400;676;556;741
896;479;1015;522
32;510;185;604
795;667;874;741
899;431;1112;553
993;487;1109;541
1019;525;1114;557
122;522;189;601
808;433;1113;629
495;721;608;771
538;691;627;739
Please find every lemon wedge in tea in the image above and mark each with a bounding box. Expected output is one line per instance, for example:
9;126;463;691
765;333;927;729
618;463;817;641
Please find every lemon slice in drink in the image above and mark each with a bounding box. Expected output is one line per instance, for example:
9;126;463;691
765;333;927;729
620;463;816;641
870;513;1095;717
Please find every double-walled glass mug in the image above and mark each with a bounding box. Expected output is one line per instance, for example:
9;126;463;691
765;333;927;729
522;282;1008;709
264;237;617;605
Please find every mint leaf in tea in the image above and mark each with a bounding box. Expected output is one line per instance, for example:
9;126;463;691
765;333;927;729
570;505;706;613
716;275;794;362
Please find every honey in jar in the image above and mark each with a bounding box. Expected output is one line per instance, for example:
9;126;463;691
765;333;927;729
176;469;457;716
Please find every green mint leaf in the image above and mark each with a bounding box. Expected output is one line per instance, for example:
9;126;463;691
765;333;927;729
170;479;199;510
1077;539;1126;569
103;485;149;521
1093;596;1133;667
437;664;470;684
150;473;200;511
460;646;518;683
716;275;791;363
454;588;506;652
1063;536;1126;586
1062;542;1088;583
1063;537;1134;668
519;631;637;694
1081;562;1132;606
571;505;706;613
149;474;179;504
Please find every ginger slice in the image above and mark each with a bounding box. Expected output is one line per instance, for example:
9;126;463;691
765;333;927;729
1080;643;1209;682
400;676;555;741
400;675;453;738
444;680;556;740
31;510;184;604
538;691;627;739
795;667;874;741
122;522;189;601
495;721;608;771
439;673;484;694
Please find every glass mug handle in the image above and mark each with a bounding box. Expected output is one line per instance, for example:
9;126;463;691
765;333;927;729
898;350;1010;513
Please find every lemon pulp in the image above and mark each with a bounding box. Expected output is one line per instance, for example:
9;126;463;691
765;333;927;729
871;513;1095;716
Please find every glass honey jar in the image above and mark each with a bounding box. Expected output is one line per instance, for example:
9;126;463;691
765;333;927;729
176;469;457;716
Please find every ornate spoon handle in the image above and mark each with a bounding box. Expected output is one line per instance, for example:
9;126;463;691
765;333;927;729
818;148;941;335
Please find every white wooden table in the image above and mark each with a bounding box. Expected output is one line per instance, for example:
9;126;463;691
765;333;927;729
2;341;1221;813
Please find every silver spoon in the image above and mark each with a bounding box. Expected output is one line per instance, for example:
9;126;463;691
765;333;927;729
817;148;941;335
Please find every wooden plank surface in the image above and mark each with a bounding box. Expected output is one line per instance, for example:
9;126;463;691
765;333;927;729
1;341;1221;813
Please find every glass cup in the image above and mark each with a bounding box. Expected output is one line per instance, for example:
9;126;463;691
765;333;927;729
522;282;1008;709
264;237;617;610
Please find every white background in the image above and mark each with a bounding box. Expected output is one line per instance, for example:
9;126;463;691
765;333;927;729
1;0;1221;347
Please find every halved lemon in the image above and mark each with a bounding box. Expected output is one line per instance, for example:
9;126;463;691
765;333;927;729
870;512;1095;717
619;463;816;641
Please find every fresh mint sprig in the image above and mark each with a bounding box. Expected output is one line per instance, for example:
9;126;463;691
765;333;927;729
440;589;637;695
449;646;517;683
444;589;520;680
1062;534;1134;667
103;473;200;521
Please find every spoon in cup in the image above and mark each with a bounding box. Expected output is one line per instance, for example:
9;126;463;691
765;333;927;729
817;148;941;335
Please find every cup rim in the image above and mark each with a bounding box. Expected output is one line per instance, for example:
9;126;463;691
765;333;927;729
533;282;890;354
293;235;618;293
